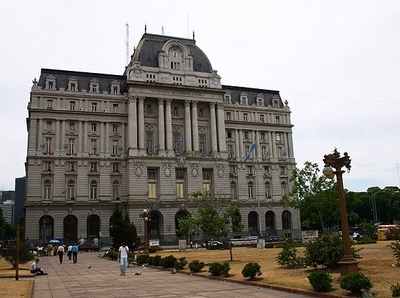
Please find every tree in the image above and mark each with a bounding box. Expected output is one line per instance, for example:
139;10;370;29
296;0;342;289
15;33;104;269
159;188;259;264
280;161;338;232
109;207;139;251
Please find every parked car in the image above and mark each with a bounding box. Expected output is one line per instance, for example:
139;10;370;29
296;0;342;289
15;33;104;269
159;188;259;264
205;240;229;250
79;241;99;252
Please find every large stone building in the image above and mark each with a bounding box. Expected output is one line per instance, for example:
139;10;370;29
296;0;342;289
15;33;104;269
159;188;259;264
25;31;300;245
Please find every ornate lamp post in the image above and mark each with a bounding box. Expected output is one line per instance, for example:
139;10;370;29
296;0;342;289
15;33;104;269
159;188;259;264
139;209;151;253
323;148;358;275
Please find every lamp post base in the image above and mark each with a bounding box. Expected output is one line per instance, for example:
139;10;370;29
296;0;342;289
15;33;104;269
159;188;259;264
338;259;359;276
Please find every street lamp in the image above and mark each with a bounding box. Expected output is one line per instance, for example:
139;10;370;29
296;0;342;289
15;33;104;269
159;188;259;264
139;209;151;253
323;148;359;276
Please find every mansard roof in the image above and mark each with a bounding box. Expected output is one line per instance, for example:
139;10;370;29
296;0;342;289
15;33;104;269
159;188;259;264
132;33;213;72
222;85;283;107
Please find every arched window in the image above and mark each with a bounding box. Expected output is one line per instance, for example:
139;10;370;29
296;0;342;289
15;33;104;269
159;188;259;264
230;181;237;199
282;210;292;230
43;180;51;200
39;215;54;241
247;182;254;198
90;180;97;200
112;180;120;200
67;180;75;200
265;182;272;198
281;182;287;195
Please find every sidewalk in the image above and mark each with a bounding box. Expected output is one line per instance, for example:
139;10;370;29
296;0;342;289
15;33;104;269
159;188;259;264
31;251;315;298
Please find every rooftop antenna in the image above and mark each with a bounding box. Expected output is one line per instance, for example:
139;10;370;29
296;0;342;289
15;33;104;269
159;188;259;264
187;11;189;38
161;26;164;35
125;22;129;65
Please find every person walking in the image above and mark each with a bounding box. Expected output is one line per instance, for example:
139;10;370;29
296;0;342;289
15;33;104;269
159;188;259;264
67;244;72;260
118;242;129;276
57;244;65;264
71;243;78;263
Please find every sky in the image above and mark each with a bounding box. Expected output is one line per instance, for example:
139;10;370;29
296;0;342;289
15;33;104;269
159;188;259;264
1;0;400;192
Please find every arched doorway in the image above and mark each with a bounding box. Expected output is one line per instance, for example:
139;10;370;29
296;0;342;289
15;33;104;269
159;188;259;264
63;215;78;242
248;211;259;236
39;215;54;243
282;210;293;237
148;211;163;240
265;211;276;234
87;214;100;240
175;210;190;238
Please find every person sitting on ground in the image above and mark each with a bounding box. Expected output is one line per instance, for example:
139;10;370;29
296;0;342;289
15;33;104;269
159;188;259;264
30;258;48;275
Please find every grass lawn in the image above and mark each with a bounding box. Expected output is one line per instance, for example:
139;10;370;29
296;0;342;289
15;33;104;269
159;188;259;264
0;259;32;298
154;241;398;298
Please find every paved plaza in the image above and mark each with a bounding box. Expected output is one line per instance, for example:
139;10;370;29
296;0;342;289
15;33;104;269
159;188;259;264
30;251;316;298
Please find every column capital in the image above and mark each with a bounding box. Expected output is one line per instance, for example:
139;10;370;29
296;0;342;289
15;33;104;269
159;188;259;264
165;98;173;104
184;100;191;107
217;102;224;108
158;98;165;104
138;96;145;103
128;96;137;103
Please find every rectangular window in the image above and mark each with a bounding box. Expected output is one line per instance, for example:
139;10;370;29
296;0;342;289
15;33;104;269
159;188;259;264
67;183;75;200
146;131;154;154
46;120;52;130
90;139;97;155
91;102;97;112
112;124;118;133
70;83;76;91
198;108;204;118
90;162;98;172
112;181;119;200
47;100;53;109
229;165;237;175
260;114;265;123
91;123;97;132
69;121;75;131
202;169;212;193
280;166;287;175
112;140;119;155
276;133;281;141
67;161;75;172
243;113;248;122
262;146;267;160
226;112;231;121
176;169;186;199
264;166;271;176
112;162;120;172
113;104;118;113
260;132;265;140
43;181;51;200
68;139;75;154
91;85;98;92
147;169;158;199
227;144;234;159
113;86;118;94
69;101;75;111
199;134;207;155
244;131;249;140
146;105;152;114
276;115;281;124
173;106;179;116
247;165;254;175
44;161;52;171
45;137;52;154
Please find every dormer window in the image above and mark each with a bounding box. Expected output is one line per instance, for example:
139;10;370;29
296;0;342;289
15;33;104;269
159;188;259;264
170;50;181;70
45;75;56;90
240;93;248;105
110;80;120;94
257;97;264;106
68;77;78;91
89;79;100;93
224;94;231;104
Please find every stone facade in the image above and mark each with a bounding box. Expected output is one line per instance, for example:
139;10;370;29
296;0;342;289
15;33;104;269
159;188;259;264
25;32;301;245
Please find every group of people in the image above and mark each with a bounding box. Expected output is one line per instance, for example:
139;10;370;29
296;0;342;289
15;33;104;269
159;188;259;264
31;241;132;277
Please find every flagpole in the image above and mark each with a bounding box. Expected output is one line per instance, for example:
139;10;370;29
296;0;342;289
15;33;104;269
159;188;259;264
256;154;262;238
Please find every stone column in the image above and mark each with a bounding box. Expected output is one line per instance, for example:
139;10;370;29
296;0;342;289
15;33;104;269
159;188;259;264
55;120;60;153
256;131;261;159
100;122;105;154
138;97;145;150
216;103;226;153
84;121;88;155
61;120;66;151
184;100;192;152
287;132;294;158
158;98;165;153
238;130;243;159
235;129;240;160
105;122;110;154
191;101;199;152
165;99;173;155
121;123;126;155
210;103;218;153
37;119;42;151
78;121;83;153
128;96;138;151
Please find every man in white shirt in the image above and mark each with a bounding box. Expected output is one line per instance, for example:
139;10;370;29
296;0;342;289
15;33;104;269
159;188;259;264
118;242;129;276
30;259;47;275
57;244;65;264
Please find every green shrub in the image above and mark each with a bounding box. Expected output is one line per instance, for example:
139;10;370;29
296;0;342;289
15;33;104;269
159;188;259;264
305;234;361;268
340;272;373;295
147;256;156;265
307;270;333;292
390;283;400;297
148;246;163;253
1;243;35;269
241;262;262;280
208;262;230;277
160;255;177;268
174;257;188;270
107;250;118;260
276;238;304;268
136;253;149;265
356;237;376;244
387;240;400;265
188;260;205;273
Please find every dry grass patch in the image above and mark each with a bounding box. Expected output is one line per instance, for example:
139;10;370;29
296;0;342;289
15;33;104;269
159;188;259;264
154;241;398;297
0;258;33;298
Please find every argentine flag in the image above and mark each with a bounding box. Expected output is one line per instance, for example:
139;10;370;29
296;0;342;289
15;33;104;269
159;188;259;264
244;143;256;162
